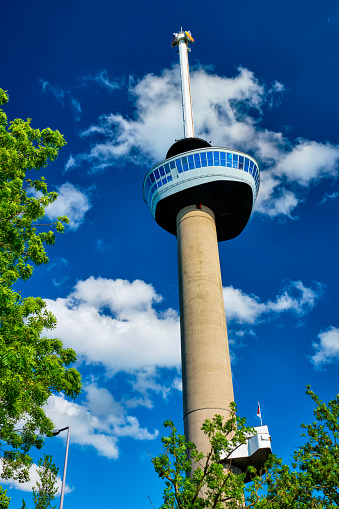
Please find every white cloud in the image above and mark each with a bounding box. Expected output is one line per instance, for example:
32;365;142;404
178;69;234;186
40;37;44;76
311;326;339;367
46;257;68;272
52;276;69;287
40;79;81;121
254;172;299;218
45;276;321;375
45;386;158;459
64;155;77;172
72;65;339;215
0;462;71;495
126;367;171;409
96;238;112;251
74;66;265;169
70;98;82;121
223;280;323;325
44;277;181;372
40;277;324;434
45;182;91;229
82;70;123;93
172;377;182;391
40;80;65;103
318;191;339;205
274;140;339;184
223;287;266;324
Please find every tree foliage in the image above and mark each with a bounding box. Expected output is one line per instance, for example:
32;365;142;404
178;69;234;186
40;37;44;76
0;88;81;499
248;386;339;508
152;403;253;509
152;388;339;508
32;455;58;509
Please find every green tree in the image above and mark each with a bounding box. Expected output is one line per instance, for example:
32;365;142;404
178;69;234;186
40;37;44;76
248;387;339;508
152;389;339;508
0;487;10;509
152;403;252;509
0;88;81;500
32;455;58;509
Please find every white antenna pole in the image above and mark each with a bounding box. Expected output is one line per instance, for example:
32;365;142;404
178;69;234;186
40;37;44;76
172;30;195;138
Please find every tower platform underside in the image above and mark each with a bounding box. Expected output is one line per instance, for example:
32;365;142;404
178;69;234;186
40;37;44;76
156;179;253;241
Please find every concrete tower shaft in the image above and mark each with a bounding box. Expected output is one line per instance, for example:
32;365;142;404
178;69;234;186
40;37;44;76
177;205;234;454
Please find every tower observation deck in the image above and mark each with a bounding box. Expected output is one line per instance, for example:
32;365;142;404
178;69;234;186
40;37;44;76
143;30;271;476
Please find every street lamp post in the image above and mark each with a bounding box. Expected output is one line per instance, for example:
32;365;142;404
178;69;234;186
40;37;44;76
52;426;70;509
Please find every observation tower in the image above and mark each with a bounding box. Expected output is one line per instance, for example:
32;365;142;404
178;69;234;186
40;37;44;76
143;30;270;473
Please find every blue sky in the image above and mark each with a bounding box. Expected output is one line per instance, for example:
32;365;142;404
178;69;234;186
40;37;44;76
2;0;339;507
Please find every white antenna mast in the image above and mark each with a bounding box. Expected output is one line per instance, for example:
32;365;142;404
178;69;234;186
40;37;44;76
171;29;195;138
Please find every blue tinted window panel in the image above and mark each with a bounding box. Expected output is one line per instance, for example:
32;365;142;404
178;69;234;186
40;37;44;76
164;163;170;174
220;152;226;166
159;166;165;177
189;162;195;170
244;165;249;172
239;155;244;164
150;173;155;183
154;169;160;180
167;175;173;182
239;163;244;170
233;154;238;163
245;158;250;168
183;164;189;172
162;178;167;185
214;152;220;163
170;160;176;169
208;158;213;166
177;165;184;173
227;153;232;167
181;156;188;165
194;153;201;168
201;153;207;167
153;182;158;190
207;152;213;166
188;155;194;163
